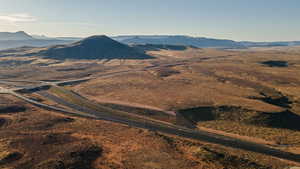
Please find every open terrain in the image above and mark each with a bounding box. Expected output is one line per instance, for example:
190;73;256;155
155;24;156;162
73;46;300;152
0;37;300;168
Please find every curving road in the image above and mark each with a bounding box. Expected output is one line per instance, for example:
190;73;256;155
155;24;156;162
37;90;300;163
1;80;300;163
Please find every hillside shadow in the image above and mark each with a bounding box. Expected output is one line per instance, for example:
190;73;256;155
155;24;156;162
249;91;293;109
178;107;217;124
261;60;289;67
0;106;26;114
250;110;300;131
0;118;7;127
178;106;300;131
178;106;254;124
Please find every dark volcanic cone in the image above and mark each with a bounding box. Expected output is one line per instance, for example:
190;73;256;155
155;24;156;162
40;35;153;60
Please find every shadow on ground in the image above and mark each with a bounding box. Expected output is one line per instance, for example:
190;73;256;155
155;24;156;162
178;106;300;131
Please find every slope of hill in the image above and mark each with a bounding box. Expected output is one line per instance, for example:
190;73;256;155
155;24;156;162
38;35;153;60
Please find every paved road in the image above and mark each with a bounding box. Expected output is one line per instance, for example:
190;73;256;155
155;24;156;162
2;80;300;163
7;90;97;119
37;90;300;163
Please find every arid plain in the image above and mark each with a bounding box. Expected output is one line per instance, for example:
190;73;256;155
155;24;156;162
0;44;300;169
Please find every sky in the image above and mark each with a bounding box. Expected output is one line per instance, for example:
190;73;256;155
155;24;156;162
0;0;299;41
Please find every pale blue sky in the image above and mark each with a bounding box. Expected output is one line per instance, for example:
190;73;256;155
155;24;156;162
0;0;299;41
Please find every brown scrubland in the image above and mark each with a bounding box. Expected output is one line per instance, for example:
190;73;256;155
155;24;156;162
0;45;300;168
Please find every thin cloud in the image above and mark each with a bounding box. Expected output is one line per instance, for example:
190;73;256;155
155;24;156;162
0;13;37;23
43;21;99;26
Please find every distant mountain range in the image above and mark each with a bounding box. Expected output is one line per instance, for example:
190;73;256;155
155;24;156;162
0;31;33;40
0;31;77;50
31;34;82;41
1;31;300;50
112;35;244;48
239;41;300;47
113;35;300;48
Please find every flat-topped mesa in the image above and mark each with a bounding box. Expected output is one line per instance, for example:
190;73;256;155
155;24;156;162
39;35;154;60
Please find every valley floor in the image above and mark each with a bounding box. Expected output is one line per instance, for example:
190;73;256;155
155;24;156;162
1;46;300;168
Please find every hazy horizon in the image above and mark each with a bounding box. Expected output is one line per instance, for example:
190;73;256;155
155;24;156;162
0;0;300;42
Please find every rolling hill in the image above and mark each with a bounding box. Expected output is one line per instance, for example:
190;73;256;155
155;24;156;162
38;35;153;60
